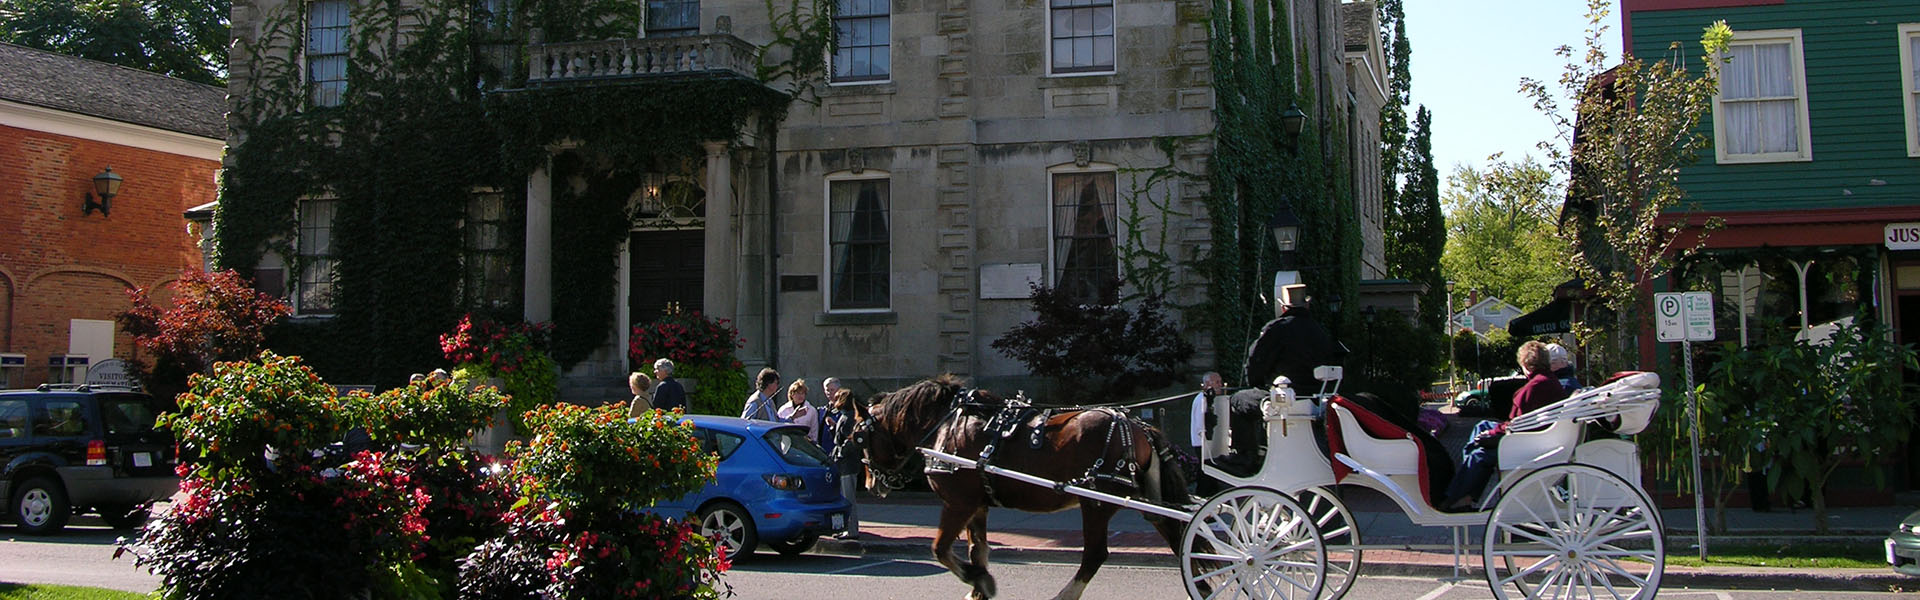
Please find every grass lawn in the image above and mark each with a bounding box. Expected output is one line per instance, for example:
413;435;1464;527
0;583;148;600
1663;541;1888;569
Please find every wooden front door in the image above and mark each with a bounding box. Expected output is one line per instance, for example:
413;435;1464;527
629;229;704;331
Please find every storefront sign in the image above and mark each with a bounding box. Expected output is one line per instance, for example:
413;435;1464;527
1885;222;1920;250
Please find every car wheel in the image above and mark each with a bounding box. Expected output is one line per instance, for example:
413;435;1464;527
698;501;758;562
768;534;818;557
11;477;70;535
98;504;151;530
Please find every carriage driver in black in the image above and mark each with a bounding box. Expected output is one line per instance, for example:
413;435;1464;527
1205;279;1346;476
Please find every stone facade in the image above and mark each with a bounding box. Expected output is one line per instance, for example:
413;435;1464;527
221;0;1386;395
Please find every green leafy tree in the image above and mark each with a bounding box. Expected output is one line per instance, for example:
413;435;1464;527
0;0;229;85
1439;157;1572;312
1522;0;1729;371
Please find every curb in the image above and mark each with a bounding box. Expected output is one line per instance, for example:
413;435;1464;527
813;538;1916;593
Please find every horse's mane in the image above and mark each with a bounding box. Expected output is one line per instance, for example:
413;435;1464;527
884;373;997;433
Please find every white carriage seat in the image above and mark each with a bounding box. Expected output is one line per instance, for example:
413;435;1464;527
1327;403;1420;476
1496;418;1580;473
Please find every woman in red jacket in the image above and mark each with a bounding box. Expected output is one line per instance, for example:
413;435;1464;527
1439;340;1568;511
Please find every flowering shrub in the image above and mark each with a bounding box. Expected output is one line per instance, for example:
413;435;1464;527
162;352;348;481
509;403;715;513
118;268;291;399
628;308;744;372
631;307;747;416
351;378;507;449
124;353;518;599
462;403;728;599
442;314;558;435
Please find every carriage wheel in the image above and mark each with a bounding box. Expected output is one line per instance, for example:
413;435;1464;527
1482;464;1664;600
1180;486;1326;600
1298;487;1361;600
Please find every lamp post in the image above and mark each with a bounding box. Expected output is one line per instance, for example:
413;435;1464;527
1267;204;1302;310
83;167;122;217
1446;281;1456;394
1281;104;1307;140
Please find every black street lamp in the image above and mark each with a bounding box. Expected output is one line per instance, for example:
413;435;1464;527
1268;203;1301;269
1282;104;1307;139
83;167;122;217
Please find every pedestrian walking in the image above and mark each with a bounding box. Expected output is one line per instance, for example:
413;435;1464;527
627;372;654;418
823;388;866;538
652;359;687;412
741;368;781;422
777;379;821;443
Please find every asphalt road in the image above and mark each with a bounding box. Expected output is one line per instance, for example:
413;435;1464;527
3;522;1914;599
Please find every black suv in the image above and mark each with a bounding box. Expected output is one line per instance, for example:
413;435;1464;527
0;385;178;534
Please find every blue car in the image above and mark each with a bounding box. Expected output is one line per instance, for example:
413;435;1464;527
647;415;850;560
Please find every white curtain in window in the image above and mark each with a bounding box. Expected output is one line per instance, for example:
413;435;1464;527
1911;36;1920;130
1722;41;1798;155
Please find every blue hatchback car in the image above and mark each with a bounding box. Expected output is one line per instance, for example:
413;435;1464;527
647;415;850;560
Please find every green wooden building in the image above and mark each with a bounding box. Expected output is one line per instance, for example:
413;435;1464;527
1626;0;1920;495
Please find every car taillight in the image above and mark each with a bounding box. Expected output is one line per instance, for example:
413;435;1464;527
87;439;107;466
762;473;805;491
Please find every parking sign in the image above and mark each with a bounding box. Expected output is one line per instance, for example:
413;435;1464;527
1655;292;1714;342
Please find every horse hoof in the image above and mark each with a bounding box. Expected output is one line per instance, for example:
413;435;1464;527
977;573;998;598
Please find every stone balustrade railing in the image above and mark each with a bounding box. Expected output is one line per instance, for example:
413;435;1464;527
527;35;758;83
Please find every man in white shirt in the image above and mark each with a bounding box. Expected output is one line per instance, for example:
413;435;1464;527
1189;371;1225;451
741;368;782;421
776;379;821;443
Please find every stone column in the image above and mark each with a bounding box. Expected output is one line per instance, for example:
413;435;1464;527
524;158;553;322
703;142;735;323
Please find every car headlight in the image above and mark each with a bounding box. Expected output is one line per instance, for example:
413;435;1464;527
1904;523;1920;534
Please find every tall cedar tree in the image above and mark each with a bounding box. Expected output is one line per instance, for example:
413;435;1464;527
0;0;230;85
1377;0;1411;220
1391;107;1444;330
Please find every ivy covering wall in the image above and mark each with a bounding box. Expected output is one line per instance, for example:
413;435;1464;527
1204;0;1362;374
215;0;804;385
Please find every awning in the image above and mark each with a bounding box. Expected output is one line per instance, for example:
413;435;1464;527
1506;297;1573;336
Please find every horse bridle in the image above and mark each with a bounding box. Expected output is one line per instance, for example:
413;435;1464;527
857;389;969;493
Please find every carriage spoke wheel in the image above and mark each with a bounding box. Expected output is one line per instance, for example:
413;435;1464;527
1482;464;1664;600
1180;486;1326;600
1298;487;1361;600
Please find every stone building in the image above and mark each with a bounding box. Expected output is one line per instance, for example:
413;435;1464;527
0;43;225;389
220;0;1387;394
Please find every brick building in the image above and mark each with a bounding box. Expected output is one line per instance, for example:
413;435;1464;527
0;42;226;388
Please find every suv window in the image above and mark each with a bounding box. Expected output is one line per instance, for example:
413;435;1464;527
0;400;26;439
101;398;158;435
33;400;88;437
763;427;829;467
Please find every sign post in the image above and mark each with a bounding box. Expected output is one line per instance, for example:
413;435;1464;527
1656;291;1715;560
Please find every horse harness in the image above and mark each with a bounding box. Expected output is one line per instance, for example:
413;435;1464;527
925;391;1146;507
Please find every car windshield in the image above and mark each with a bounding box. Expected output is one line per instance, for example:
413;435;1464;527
762;427;829;467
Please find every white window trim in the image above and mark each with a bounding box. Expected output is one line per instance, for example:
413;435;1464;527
827;3;892;86
302;0;351;108
1900;23;1920;158
1043;0;1118;78
1044;163;1124;291
1712;28;1813;164
822;170;892;313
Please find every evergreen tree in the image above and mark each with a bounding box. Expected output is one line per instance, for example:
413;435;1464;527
0;0;230;85
1398;107;1444;329
1377;0;1412;254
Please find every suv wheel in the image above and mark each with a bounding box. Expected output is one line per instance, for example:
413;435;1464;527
12;477;70;535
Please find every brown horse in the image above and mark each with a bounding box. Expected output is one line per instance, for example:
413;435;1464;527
858;375;1190;600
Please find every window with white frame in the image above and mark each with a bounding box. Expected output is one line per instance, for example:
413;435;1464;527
306;0;349;108
1049;0;1114;75
646;0;699;37
1713;29;1811;163
1900;24;1919;157
464;191;515;312
832;0;889;83
826;175;890;310
296;199;338;315
1050;169;1118;305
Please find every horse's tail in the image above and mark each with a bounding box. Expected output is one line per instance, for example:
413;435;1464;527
1138;421;1192;507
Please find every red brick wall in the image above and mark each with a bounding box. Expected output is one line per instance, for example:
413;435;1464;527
0;124;218;388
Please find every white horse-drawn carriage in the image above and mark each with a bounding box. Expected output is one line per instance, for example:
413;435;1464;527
924;368;1666;600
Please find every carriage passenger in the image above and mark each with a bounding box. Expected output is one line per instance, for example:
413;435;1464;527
1439;340;1568;512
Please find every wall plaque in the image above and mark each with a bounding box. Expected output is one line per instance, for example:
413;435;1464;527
980;263;1044;299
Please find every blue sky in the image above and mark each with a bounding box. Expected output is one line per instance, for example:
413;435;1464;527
1404;1;1624;187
